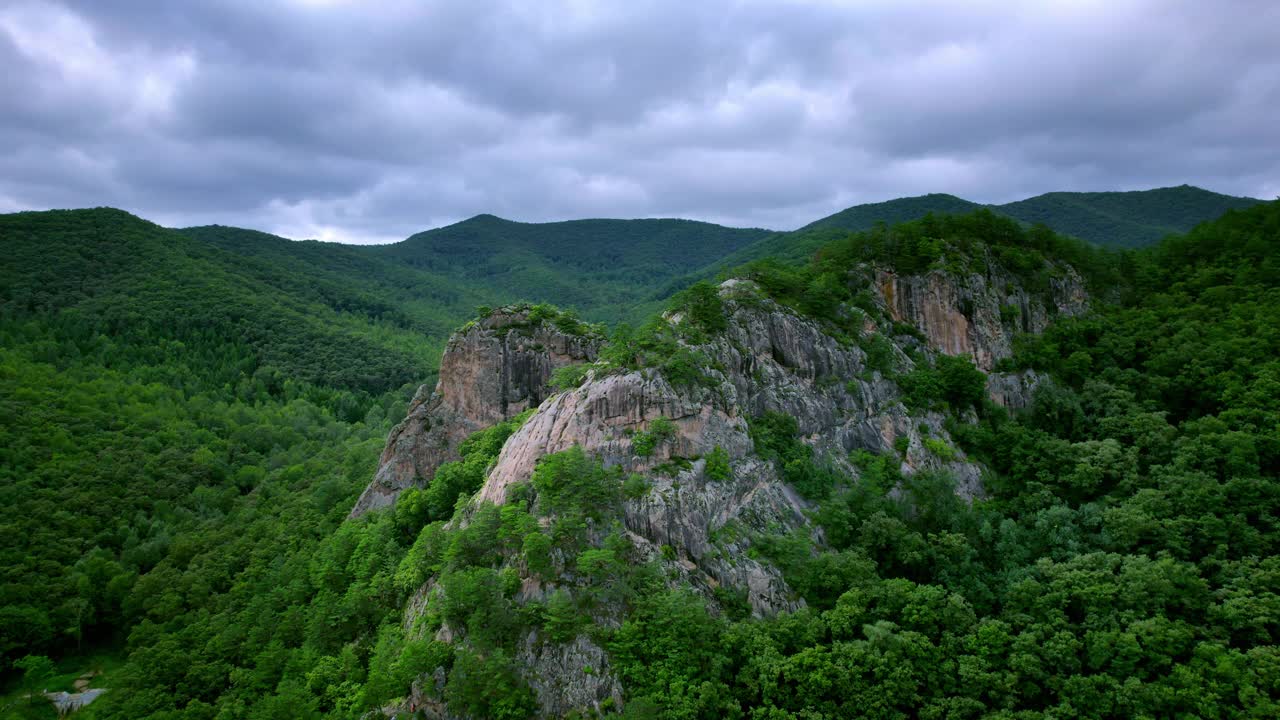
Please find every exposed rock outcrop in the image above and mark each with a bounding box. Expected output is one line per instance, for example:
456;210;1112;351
876;261;1087;370
517;633;623;716
45;688;107;715
987;369;1047;411
378;262;1087;717
350;308;601;516
472;282;983;619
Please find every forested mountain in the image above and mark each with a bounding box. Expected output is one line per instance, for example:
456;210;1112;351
177;224;487;342
694;194;988;277
377;215;772;322
0;209;451;697
2;209;461;397
1;197;1277;719
996;185;1265;248
796;186;1263;249
800;193;986;233
677;185;1263;290
174;185;1256;326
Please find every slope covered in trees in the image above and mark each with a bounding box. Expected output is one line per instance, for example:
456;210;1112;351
377;214;772;322
0;208;442;698
679;186;1260;295
2;209;453;397
178;224;488;344
800;193;986;234
996;185;1264;249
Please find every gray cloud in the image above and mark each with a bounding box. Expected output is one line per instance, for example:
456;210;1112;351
1;0;1276;242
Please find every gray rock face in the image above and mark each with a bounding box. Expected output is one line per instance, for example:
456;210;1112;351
987;369;1047;411
382;267;1086;716
350;309;601;517
517;633;623;716
476;284;984;617
875;260;1087;370
44;688;107;715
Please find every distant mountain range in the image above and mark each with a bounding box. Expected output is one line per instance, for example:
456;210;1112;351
799;185;1262;249
798;181;1259;245
1;185;1262;397
994;185;1263;248
191;185;1266;322
720;185;1263;271
375;214;773;321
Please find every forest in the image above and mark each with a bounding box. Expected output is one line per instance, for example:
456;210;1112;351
1;197;1277;718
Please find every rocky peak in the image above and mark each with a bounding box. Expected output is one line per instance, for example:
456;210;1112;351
349;305;602;517
374;247;1091;716
386;281;997;716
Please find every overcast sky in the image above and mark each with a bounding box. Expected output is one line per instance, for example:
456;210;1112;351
1;0;1276;243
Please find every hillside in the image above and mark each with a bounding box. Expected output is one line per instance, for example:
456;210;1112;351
800;193;986;233
178;224;489;361
664;186;1259;296
792;186;1263;249
0;208;436;693
697;194;986;276
376;214;772;322
995;185;1264;248
0;209;457;396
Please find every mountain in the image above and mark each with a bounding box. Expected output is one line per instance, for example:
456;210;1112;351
697;194;986;273
376;214;772;322
798;185;1264;250
660;186;1260;296
800;193;987;233
0;208;478;396
994;184;1265;248
3;197;1277;718
1;207;439;689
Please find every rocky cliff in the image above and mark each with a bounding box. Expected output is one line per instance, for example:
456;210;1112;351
875;259;1087;371
383;288;992;716
370;255;1085;717
350;307;602;516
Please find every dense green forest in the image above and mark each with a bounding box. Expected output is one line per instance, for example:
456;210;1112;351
2;197;1277;718
184;185;1259;327
715;186;1263;277
997;185;1264;249
0;209;454;398
376;215;772;322
799;193;986;234
0;209;435;718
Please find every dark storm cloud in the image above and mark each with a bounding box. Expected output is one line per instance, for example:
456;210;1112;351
1;0;1276;242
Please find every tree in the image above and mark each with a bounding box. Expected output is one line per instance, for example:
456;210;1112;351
16;654;55;702
705;445;731;481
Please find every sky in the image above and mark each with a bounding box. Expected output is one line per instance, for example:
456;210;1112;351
1;0;1277;244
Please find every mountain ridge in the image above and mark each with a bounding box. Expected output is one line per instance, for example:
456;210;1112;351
792;184;1263;247
179;183;1263;251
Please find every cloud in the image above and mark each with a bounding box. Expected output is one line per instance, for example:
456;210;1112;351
1;0;1276;242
